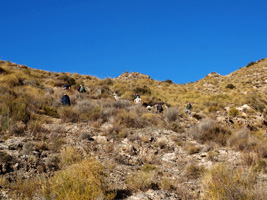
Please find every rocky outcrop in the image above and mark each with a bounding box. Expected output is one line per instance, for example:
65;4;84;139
116;72;151;81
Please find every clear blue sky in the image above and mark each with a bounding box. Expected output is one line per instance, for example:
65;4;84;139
1;0;266;83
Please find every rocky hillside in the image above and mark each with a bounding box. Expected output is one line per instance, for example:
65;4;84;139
0;59;267;199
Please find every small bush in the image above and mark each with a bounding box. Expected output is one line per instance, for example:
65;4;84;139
43;158;116;200
133;86;151;95
1;74;20;86
99;78;113;86
131;104;146;116
163;107;180;123
254;160;267;173
9;121;26;135
49;133;65;153
0;151;12;163
141;164;157;172
246;61;256;68
112;99;132;109
191;119;231;146
141;113;165;127
79;132;91;140
21;142;34;155
167;121;184;133
226;83;235;89
157;138;168;149
58;106;79;123
185;163;205;179
229;107;239;117
59;74;76;86
115;109;147;128
75;100;103;122
163;79;173;84
59;146;82;169
42;106;59;118
228;128;250;151
184;142;201;155
126;169;158;192
203;164;267;200
8;177;42;200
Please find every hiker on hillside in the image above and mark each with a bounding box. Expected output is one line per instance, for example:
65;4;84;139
134;96;142;104
133;93;141;104
78;85;86;93
63;85;71;90
133;93;140;101
185;102;192;116
61;94;70;106
155;104;163;113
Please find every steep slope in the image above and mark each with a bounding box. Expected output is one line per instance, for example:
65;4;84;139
0;59;267;199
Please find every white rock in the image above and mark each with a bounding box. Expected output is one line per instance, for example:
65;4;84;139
162;153;176;162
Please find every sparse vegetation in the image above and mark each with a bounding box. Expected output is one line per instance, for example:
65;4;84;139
203;164;267;200
191;119;232;146
1;58;267;199
43;158;116;200
229;107;239;117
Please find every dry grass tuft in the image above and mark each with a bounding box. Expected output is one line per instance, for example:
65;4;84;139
185;163;205;179
43;158;116;200
58;106;79;123
203;164;267;200
126;166;158;192
184;142;201;155
59;146;83;169
163;107;180;123
191;119;231;146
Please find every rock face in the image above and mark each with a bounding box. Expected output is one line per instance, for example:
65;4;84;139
116;72;151;81
205;72;221;77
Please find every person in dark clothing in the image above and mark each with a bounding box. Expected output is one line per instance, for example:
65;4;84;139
61;94;70;106
63;85;71;90
156;104;163;113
